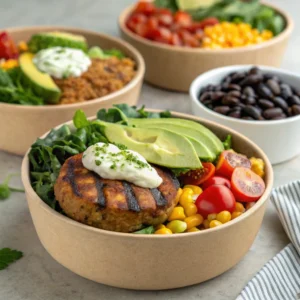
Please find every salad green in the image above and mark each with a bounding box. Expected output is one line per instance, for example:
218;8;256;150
0;248;23;270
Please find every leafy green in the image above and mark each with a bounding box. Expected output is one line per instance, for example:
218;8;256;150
170;168;190;177
103;49;125;59
88;46;126;59
134;226;155;234
223;135;232;150
0;174;25;200
0;248;23;270
0;67;44;105
73;110;90;129
155;0;178;12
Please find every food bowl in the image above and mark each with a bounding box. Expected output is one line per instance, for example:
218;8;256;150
0;26;145;156
190;65;300;164
118;3;293;92
21;110;273;290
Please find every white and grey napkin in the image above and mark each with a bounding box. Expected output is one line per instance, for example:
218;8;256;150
237;181;300;300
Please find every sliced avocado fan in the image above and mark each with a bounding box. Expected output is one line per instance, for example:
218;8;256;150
97;121;201;169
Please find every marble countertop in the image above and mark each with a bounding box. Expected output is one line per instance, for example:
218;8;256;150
0;0;298;299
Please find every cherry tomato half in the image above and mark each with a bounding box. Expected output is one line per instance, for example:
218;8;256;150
216;150;251;179
174;11;192;27
201;176;231;190
195;185;236;217
179;162;215;186
0;32;18;60
135;1;156;15
231;167;265;202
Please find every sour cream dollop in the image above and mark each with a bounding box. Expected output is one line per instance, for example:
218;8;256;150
82;143;163;189
33;47;91;79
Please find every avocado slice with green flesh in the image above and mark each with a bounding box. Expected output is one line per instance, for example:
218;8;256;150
99;121;201;169
128;118;224;160
19;53;61;104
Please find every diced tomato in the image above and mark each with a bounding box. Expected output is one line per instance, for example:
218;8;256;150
155;9;173;26
147;16;159;33
135;1;156;15
174;11;192;27
216;150;251;179
179;163;215;186
169;33;182;46
231;167;265;202
201;176;231;190
195;185;236;218
135;22;150;38
129;13;148;24
178;29;200;47
151;27;172;44
0;32;18;60
188;17;219;33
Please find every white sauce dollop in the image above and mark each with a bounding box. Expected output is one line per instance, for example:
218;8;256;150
82;143;163;189
33;47;91;79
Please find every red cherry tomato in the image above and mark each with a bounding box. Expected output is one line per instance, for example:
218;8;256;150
151;27;172;44
201;176;231;190
169;33;182;46
174;11;192;27
0;32;18;60
195;185;236;218
179;162;215;186
129;13;148;24
135;1;156;15
216;150;251;179
231;167;265;202
135;22;150;38
155;9;173;26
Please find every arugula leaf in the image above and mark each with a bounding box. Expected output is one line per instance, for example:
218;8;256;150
0;174;25;200
223;135;232;150
73;110;90;129
34;125;71;147
103;49;125;59
0;248;23;270
134;226;155;234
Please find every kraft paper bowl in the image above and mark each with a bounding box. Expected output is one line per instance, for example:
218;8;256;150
119;2;293;92
21;110;273;290
0;26;145;155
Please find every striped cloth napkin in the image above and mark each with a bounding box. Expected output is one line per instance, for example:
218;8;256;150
237;181;300;300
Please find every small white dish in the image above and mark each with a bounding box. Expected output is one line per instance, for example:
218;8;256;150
190;65;300;164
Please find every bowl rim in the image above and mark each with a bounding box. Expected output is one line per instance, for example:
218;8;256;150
0;25;145;110
21;109;274;239
190;64;300;125
118;1;294;54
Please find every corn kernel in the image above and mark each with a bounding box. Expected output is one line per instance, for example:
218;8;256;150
179;190;193;207
187;227;200;232
203;219;210;229
18;41;28;52
235;202;246;213
250;157;265;177
168;206;186;221
155;228;172;234
207;213;217;222
246;202;256;210
183;185;202;195
167;220;187;233
216;211;231;223
0;59;18;70
155;224;166;230
184;203;198;216
175;188;183;205
231;211;243;219
209;220;222;228
185;214;203;229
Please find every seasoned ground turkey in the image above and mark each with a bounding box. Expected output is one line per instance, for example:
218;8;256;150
53;57;136;104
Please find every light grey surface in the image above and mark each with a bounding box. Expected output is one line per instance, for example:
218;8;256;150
0;0;299;299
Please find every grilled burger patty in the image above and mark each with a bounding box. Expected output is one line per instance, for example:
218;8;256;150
54;153;180;232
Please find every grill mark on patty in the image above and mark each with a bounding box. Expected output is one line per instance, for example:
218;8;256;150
150;188;167;207
123;182;140;212
168;171;180;190
94;176;106;208
66;159;81;197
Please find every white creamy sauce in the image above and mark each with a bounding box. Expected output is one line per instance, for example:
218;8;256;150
82;143;163;189
33;47;91;79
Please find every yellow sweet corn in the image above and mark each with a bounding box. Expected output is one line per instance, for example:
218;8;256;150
202;22;273;49
18;41;28;52
250;157;265;177
0;59;18;70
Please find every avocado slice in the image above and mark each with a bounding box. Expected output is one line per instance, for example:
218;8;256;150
98;121;201;169
19;53;61;104
128;118;224;160
28;31;88;53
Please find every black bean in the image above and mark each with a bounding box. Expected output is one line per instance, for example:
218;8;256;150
242;116;254;120
211;91;225;101
242;105;262;120
206;84;215;92
271;114;287;120
258;99;274;109
222;96;240;106
249;66;261;75
228;90;241;98
231;72;246;83
203;100;213;106
214;86;222;92
228;84;242;91
243;86;256;98
221;83;230;91
280;84;293;100
256;83;273;99
236;103;246;109
293;87;300;97
214;106;230;115
230;106;242;112
291;105;300;116
272;96;289;112
240;74;264;86
264;74;280;82
263;108;284;119
199;91;212;102
244;97;256;105
228;111;241;118
288;95;300;105
266;79;281;95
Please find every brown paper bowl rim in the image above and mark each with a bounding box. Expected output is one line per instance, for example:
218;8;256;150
118;2;294;54
0;25;145;110
21;110;274;239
